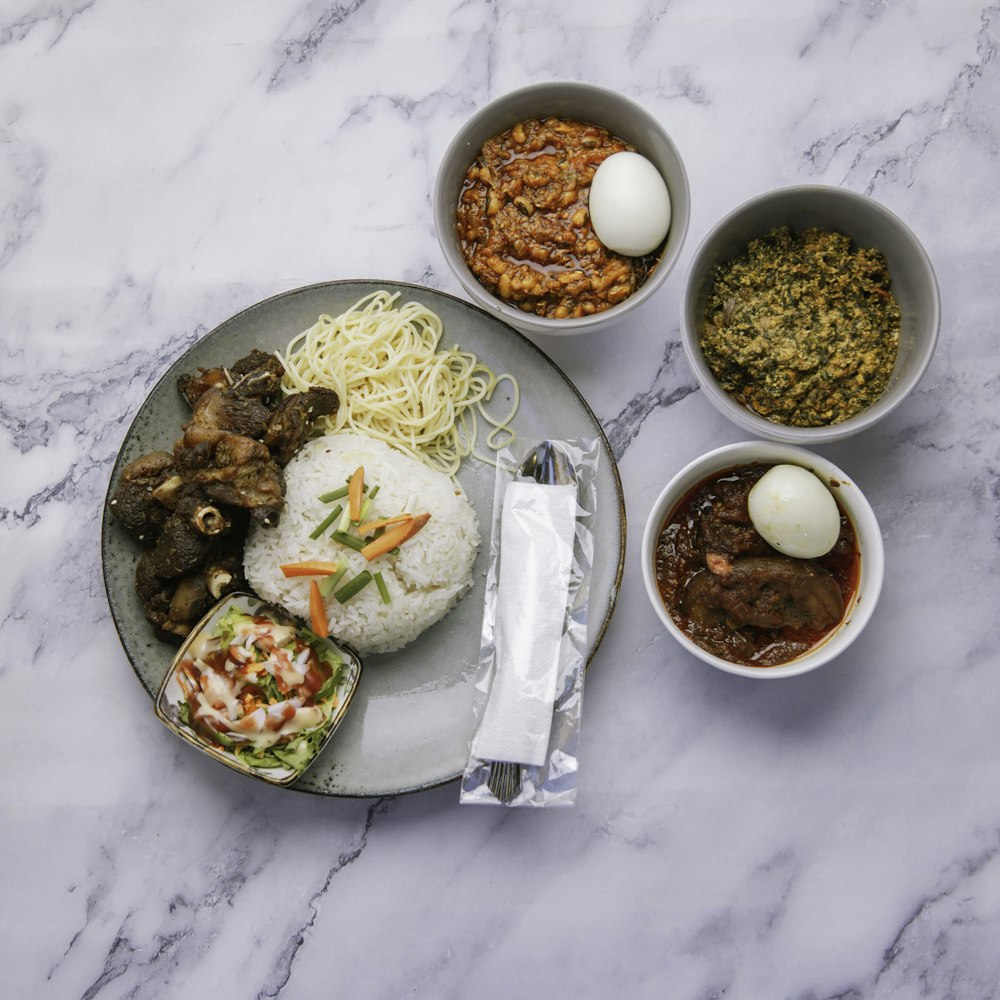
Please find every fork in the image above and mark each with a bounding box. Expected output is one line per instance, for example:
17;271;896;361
486;760;522;804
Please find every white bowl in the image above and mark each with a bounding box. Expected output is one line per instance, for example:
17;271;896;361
434;80;690;336
680;185;940;442
641;441;884;679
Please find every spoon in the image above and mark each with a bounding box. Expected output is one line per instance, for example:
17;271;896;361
486;440;577;804
515;439;576;488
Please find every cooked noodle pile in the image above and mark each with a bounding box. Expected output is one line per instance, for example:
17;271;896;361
278;291;518;476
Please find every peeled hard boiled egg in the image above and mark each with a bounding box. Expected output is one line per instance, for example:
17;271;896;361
747;465;841;559
588;151;671;257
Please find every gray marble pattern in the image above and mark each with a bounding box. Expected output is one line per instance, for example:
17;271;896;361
3;0;999;996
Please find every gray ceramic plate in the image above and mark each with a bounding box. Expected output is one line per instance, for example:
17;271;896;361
102;280;626;797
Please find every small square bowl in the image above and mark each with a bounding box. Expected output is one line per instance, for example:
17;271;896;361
680;185;940;442
434;80;690;336
155;592;363;786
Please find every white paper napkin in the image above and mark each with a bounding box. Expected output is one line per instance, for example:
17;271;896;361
472;481;577;766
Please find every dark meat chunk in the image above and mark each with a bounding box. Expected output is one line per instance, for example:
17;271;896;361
136;532;246;640
166;555;243;627
176;350;284;408
141;574;204;640
701;519;771;557
136;548;170;603
203;548;247;601
168;573;212;626
135;550;189;639
263;387;340;466
174;425;284;526
227;350;285;403
174;487;231;537
121;346;301;641
699;475;772;557
188;386;273;439
109;451;176;540
145;509;214;579
121;451;175;481
683;556;844;631
177;366;230;407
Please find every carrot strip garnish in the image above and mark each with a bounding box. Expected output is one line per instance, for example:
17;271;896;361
360;513;430;561
279;560;341;578
309;579;329;638
356;513;414;536
348;466;365;522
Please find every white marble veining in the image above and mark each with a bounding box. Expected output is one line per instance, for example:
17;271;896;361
3;0;1000;996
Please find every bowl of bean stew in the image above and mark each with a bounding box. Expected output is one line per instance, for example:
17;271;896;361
434;81;690;336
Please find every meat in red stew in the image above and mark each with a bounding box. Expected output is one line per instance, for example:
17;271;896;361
653;463;859;667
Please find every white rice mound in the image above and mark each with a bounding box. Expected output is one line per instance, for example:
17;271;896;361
244;432;479;655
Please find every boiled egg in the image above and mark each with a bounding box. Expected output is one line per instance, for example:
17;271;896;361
588;151;671;257
747;464;841;559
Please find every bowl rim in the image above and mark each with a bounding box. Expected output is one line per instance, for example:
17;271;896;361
640;440;885;679
680;183;941;442
433;79;691;336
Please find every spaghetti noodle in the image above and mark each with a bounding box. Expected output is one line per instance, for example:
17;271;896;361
278;291;518;476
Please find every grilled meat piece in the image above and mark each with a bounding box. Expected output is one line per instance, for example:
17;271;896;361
175;425;285;526
176;350;284;408
145;509;214;579
140;575;206;640
110;451;177;540
177;366;230;407
683;556;844;631
117;348;331;641
188;386;273;439
203;547;247;599
226;350;285;403
168;573;214;627
173;487;230;537
167;554;245;627
136;548;170;603
136;527;247;640
122;451;176;480
136;549;192;639
263;387;340;466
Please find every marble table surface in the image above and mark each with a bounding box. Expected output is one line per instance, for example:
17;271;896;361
4;1;999;997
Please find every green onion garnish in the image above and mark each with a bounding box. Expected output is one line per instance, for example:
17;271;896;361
337;502;353;532
318;564;349;597
309;505;343;540
331;531;367;552
335;571;373;603
374;571;391;605
318;481;370;503
318;485;349;503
